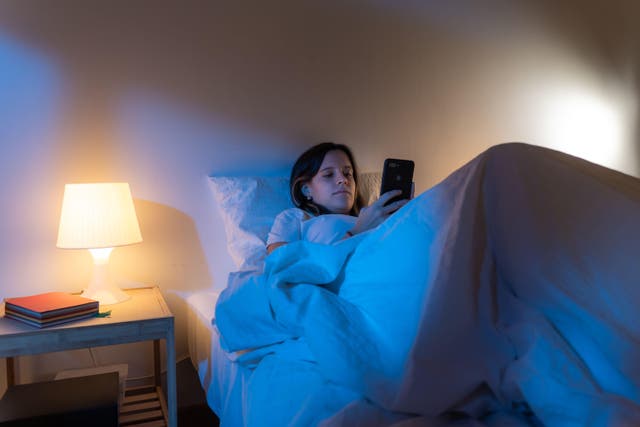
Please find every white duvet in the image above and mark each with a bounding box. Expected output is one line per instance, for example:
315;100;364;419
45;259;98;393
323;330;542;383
214;143;640;426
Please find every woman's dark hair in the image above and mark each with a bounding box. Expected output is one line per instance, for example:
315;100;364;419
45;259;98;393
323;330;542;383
290;142;364;216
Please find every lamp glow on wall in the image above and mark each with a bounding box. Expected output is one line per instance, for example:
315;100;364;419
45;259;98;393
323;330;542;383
57;183;143;305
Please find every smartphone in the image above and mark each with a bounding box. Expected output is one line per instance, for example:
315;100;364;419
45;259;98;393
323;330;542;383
380;158;415;205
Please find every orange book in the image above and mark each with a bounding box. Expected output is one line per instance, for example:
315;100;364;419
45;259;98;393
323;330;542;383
4;292;98;320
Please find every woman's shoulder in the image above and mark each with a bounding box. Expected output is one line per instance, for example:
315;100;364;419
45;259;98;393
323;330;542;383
274;207;311;222
268;207;310;245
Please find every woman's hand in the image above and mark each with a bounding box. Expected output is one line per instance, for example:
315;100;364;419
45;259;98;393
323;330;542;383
266;242;287;255
349;190;409;235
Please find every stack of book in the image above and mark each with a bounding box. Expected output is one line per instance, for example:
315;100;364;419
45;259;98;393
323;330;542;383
3;292;99;328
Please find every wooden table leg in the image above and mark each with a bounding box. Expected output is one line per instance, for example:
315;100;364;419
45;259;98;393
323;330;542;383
166;323;176;427
6;357;15;387
153;340;161;387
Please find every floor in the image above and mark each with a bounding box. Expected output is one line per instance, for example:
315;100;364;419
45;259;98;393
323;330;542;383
164;358;219;426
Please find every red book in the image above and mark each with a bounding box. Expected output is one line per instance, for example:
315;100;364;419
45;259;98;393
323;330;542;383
4;292;99;320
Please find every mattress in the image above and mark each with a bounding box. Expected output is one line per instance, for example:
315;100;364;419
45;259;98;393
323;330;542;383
185;290;248;424
185;290;218;374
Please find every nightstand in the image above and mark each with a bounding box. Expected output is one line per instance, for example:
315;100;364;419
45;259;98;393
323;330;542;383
0;287;176;427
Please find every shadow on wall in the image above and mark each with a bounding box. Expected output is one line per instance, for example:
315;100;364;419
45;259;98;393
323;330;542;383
111;199;212;293
122;199;212;360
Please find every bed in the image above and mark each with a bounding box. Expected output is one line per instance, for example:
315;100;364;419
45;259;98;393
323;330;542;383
189;143;640;426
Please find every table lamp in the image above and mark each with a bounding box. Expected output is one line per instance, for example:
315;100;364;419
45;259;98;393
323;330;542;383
56;183;143;305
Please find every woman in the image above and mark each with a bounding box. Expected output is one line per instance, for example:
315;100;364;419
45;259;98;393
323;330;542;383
267;142;408;254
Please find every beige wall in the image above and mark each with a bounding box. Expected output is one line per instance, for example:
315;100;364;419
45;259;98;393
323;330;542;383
0;0;638;384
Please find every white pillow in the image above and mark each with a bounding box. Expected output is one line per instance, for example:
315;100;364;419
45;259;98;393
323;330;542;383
208;173;381;271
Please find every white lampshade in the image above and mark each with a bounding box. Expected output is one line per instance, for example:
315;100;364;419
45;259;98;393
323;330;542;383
57;183;142;249
57;183;143;305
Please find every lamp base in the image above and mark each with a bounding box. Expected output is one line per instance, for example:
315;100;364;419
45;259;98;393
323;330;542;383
83;247;132;306
81;286;131;306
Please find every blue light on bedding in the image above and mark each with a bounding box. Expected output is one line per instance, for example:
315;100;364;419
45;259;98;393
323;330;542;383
214;143;640;426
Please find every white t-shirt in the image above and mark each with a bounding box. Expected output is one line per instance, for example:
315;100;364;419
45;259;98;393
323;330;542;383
267;208;357;246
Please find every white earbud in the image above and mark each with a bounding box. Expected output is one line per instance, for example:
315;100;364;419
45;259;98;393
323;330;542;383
302;186;312;201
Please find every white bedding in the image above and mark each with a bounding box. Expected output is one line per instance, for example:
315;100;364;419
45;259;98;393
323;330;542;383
209;143;640;426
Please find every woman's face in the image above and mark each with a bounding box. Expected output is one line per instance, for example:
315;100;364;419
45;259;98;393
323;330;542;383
303;149;356;214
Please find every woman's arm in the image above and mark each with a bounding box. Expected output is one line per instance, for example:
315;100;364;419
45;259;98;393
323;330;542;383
346;190;408;236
